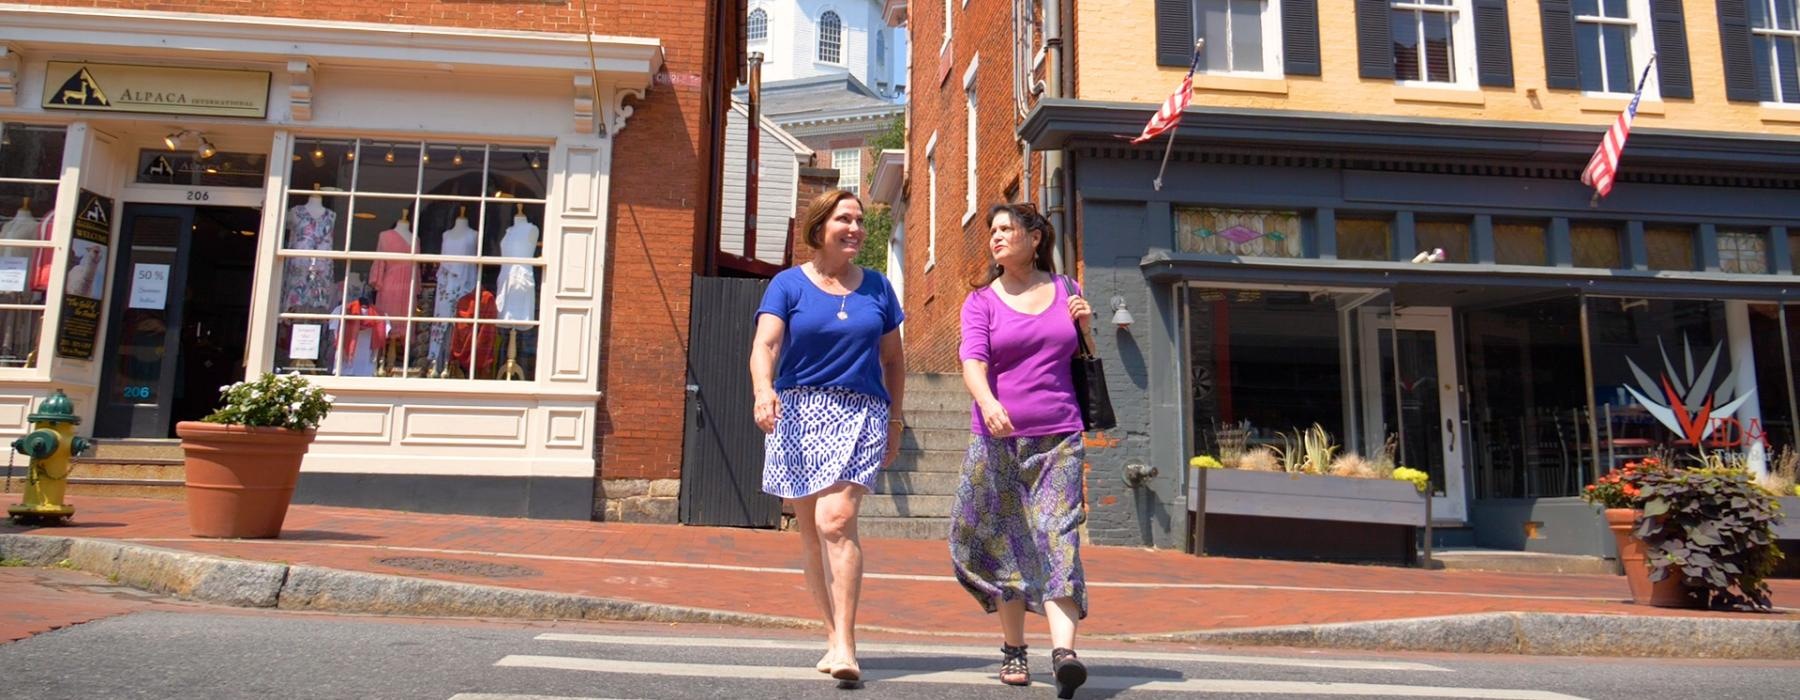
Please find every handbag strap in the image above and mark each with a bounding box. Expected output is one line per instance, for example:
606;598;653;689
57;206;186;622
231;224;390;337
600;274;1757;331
1059;275;1097;359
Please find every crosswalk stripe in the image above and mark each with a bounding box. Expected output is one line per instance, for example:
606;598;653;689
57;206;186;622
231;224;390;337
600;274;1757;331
493;655;1586;699
449;695;645;700
531;632;1450;672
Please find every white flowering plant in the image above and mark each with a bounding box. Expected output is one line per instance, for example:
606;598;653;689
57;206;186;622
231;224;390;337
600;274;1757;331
203;372;336;431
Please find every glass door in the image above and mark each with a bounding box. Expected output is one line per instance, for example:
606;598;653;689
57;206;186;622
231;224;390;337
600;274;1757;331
95;205;194;438
1363;307;1467;521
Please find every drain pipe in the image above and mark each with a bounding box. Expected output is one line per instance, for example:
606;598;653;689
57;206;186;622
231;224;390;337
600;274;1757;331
1041;0;1070;269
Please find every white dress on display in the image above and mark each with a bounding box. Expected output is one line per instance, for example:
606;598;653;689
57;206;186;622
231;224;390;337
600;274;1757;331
494;214;539;327
429;217;478;364
0;207;40;362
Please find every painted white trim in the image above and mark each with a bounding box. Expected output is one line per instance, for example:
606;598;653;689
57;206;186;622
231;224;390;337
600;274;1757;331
0;4;663;76
1193;0;1286;78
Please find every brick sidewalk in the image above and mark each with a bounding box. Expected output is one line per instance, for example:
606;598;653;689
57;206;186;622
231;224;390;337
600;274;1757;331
4;497;1795;637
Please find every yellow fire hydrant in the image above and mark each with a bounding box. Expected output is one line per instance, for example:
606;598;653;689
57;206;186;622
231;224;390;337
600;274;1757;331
8;389;93;524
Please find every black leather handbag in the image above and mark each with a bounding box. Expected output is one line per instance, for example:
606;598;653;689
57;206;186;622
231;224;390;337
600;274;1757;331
1061;276;1116;431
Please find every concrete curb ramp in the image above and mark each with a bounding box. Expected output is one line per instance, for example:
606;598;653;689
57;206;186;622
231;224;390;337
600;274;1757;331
7;534;1799;659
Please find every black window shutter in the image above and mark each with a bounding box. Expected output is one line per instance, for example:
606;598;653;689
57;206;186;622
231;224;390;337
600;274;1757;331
1356;0;1395;79
1284;0;1322;76
1539;0;1579;90
1156;0;1195;67
1716;0;1760;102
1473;0;1514;87
1650;0;1693;99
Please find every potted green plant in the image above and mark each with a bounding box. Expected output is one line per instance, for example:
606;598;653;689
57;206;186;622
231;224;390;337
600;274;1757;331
1631;460;1785;611
177;372;335;538
1581;458;1692;607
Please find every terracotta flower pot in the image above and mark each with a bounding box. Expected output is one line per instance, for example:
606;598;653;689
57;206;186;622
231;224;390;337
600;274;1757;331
177;421;316;538
1603;508;1693;607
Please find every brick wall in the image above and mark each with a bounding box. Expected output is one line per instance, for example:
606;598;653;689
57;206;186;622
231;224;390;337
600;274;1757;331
901;0;1031;373
789;166;842;267
36;1;734;510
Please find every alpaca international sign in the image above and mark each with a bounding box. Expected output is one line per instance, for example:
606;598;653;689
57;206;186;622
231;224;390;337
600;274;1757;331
41;61;269;119
54;190;113;360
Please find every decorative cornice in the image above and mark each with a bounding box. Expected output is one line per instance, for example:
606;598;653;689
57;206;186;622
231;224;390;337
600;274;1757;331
0;43;17;108
1020;98;1800;176
286;59;314;121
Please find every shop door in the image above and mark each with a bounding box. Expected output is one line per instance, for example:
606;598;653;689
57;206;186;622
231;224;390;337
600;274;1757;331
1362;308;1468;521
96;205;259;438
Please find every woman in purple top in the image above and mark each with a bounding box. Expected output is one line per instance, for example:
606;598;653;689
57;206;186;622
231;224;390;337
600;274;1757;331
953;202;1093;698
750;189;905;686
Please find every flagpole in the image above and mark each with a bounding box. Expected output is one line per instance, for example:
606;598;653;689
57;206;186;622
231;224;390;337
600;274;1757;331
1153;39;1204;192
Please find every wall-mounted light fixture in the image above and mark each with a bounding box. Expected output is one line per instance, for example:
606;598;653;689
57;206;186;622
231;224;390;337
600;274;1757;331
163;129;216;160
1109;295;1134;329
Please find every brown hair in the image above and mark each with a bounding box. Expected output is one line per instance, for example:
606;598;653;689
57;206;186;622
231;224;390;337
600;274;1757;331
969;202;1058;289
798;189;862;250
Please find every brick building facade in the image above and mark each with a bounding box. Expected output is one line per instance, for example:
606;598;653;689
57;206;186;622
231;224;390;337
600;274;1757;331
0;1;746;522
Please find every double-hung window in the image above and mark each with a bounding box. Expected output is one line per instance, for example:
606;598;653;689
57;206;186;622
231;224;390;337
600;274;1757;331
1574;0;1655;95
818;11;843;64
1194;0;1281;74
0;123;65;370
833;149;862;194
1391;0;1475;84
1750;0;1800;103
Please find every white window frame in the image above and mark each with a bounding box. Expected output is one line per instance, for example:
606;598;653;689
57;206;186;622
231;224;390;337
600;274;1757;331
1573;0;1659;98
962;55;979;226
833;148;862;193
942;0;954;54
274;137;552;383
818;10;844;65
925;132;939;270
1751;0;1800;104
747;7;768;44
0;123;66;375
1390;0;1478;87
1192;0;1284;76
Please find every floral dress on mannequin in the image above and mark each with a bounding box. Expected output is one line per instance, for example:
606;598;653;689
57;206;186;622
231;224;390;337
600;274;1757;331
430;220;478;367
283;205;338;312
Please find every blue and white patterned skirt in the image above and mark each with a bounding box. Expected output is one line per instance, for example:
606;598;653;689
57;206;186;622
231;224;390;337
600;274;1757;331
762;386;889;499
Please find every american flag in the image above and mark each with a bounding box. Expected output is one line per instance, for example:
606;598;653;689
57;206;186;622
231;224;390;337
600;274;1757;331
1132;41;1204;145
1581;54;1658;201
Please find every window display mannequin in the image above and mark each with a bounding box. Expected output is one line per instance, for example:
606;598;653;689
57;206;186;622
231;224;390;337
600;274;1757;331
493;204;539;380
283;191;339;313
328;272;384;377
429;207;478;374
368;209;418;375
1;198;40;365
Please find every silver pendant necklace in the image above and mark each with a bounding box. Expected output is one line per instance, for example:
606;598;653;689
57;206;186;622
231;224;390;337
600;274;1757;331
836;293;849;321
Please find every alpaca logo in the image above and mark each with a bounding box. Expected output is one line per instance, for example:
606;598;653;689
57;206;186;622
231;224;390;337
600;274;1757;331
78;197;109;226
1622;336;1757;445
50;68;109;107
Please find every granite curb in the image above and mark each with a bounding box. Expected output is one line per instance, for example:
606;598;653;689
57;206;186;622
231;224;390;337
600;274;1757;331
8;533;1799;659
1129;611;1800;659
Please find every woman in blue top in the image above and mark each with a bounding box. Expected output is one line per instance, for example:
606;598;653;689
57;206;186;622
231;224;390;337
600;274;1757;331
750;189;905;685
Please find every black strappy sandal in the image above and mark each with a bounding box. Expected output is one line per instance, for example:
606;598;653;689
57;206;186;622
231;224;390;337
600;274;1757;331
998;643;1031;686
1051;647;1087;699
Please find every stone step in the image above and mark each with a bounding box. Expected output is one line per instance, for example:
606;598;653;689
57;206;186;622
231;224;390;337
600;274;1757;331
6;461;184;481
904;393;977;413
897;427;970;453
861;494;954;518
900;408;972;430
1432;549;1618;576
86;439;184;461
2;478;183;501
872;470;960;496
886;450;966;473
858;516;950;541
903;373;964;395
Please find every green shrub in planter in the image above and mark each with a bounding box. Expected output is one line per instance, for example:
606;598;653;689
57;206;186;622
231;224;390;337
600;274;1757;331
1632;466;1786;611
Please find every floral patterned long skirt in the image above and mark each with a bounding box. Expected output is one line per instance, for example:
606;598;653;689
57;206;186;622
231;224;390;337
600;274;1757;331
949;431;1088;619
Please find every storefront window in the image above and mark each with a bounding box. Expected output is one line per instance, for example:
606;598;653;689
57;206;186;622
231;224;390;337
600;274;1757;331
1716;229;1768;274
1571;222;1622;269
0;123;67;369
1748;303;1795;460
1644;225;1695;271
1175;208;1302;258
1336;216;1391;261
1187;287;1373;465
1493;220;1547;266
1415;218;1470;263
275;138;549;381
1464;297;1588;498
